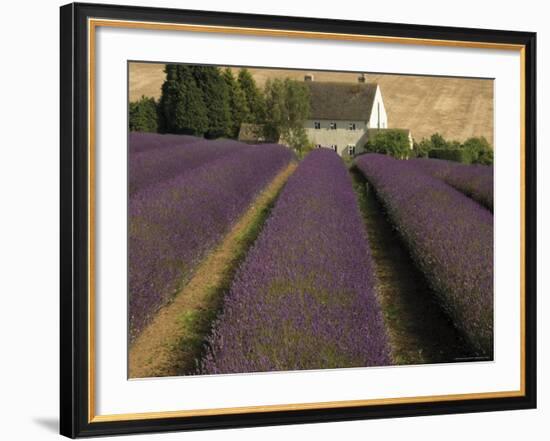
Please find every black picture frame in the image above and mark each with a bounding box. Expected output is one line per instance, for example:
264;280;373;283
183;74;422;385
60;2;537;438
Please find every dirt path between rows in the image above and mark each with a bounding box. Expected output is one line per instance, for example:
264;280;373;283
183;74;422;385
129;162;297;379
350;166;474;365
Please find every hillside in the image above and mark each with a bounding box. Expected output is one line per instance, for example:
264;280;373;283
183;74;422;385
129;63;493;146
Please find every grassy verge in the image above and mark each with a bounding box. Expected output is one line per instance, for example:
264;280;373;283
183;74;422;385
349;165;473;365
129;162;297;378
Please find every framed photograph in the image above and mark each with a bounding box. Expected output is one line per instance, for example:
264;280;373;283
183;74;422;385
60;2;537;438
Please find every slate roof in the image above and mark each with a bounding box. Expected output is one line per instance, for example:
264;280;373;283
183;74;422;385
306;81;378;121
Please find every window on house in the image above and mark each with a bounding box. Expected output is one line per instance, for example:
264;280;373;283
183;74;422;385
314;121;321;130
329;122;337;130
315;144;322;149
332;144;338;152
348;122;356;131
348;145;356;156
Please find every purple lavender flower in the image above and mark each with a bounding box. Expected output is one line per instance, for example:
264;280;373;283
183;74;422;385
201;149;390;374
356;154;493;356
129;135;293;341
130;135;248;195
129;132;203;154
409;158;493;211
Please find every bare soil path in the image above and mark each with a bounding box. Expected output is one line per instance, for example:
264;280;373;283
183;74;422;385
129;162;297;378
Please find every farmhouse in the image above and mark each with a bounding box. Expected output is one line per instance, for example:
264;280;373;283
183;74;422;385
237;73;413;155
304;74;392;157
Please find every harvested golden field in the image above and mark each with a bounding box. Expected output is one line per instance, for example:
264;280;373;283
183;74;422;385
129;63;493;146
129;63;167;102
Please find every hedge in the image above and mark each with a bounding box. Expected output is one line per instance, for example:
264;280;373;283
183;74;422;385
428;148;473;164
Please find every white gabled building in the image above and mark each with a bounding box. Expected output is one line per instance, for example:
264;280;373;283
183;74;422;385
238;74;413;155
303;75;390;157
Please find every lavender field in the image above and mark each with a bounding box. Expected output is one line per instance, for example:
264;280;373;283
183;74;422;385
409;158;494;211
129;133;293;342
130;134;248;195
356;154;493;356
201;150;390;374
129;132;203;153
128;133;494;377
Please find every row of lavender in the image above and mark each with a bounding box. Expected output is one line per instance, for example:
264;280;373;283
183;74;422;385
130;133;247;195
201;150;390;374
129;132;204;153
356;154;493;356
129;133;293;342
409;158;494;212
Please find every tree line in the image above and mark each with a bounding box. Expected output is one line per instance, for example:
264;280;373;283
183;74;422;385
413;133;493;165
129;65;311;154
364;131;493;165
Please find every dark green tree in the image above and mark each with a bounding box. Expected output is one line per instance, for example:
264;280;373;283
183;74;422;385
262;78;310;154
413;139;430;158
158;64;208;136
129;96;158;132
417;132;493;164
157;64;178;133
366;130;412;159
477;148;494;165
190;66;231;139
222;68;250;138
463;136;493;164
415;133;451;157
238;68;266;124
429;133;449;150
